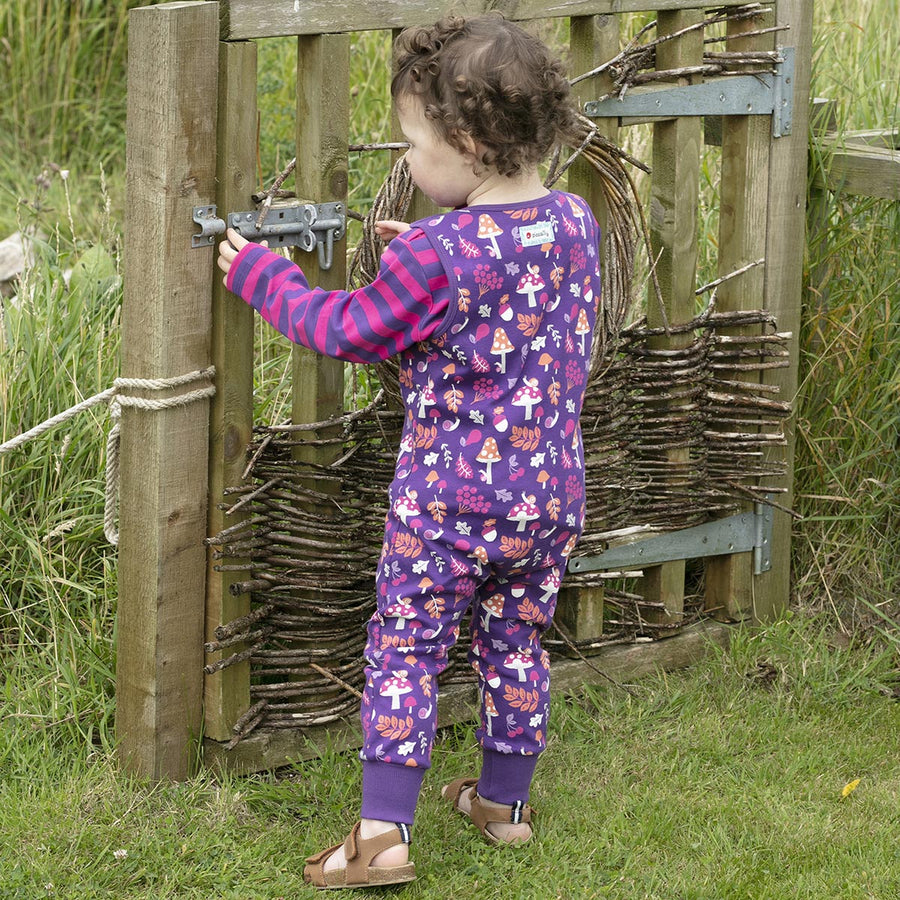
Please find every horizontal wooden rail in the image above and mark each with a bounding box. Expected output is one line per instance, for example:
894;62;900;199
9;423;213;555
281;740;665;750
220;0;752;40
814;131;900;201
203;621;734;773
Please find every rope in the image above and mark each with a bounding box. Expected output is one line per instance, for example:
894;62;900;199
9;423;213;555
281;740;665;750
1;366;216;546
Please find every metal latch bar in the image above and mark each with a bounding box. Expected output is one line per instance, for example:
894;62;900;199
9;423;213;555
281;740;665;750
191;201;346;270
568;500;775;577
584;46;795;138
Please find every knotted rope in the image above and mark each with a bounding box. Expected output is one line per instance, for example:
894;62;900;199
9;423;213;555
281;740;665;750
0;366;216;545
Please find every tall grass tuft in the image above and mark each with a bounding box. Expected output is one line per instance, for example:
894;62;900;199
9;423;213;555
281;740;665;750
794;2;900;625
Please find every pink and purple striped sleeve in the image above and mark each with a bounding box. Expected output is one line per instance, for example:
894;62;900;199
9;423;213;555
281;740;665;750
225;228;452;363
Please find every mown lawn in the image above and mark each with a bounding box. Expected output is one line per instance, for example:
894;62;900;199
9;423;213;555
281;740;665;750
2;614;898;899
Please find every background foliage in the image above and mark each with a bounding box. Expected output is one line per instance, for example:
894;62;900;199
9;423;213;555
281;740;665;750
0;2;897;894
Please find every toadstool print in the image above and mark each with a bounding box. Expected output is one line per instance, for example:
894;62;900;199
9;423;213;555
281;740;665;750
468;545;489;576
538;567;562;604
417;377;436;418
516;264;545;308
511;377;542;421
482;593;505;629
574;307;591;354
489;328;514;374
503;649;534;682
476;437;502;485
383;600;416;631
483;691;499;736
568;196;587;237
380;670;413;710
477;214;504;258
392;488;421;526
507;493;540;532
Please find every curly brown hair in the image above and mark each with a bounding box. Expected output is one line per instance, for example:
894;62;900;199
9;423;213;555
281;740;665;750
391;14;577;178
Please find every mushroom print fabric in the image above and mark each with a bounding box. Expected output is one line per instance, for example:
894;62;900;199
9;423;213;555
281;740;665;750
361;192;602;773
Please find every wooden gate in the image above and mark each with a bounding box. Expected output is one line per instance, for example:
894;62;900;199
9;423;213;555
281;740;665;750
117;0;812;779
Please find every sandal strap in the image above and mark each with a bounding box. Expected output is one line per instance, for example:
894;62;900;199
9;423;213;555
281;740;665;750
304;821;410;888
469;792;533;836
344;821;409;886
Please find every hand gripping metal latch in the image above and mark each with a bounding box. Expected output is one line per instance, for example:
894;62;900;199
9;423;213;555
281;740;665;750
192;200;346;270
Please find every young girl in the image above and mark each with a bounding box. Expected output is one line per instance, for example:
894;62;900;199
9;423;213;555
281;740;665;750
219;14;601;890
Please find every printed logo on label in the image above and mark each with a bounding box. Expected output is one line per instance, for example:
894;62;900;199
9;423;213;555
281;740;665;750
519;220;556;248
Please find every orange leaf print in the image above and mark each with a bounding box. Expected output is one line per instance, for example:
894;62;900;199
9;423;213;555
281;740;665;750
502;685;539;713
517;597;548;625
546;497;561;522
427;498;447;523
443;385;463;414
516;313;542;337
414;423;437;449
548;379;561;406
425;595;445;620
394;531;423;558
510;425;542;452
376;715;413;741
500;536;534;560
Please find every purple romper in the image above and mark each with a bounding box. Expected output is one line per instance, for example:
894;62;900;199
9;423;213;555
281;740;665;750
227;190;601;825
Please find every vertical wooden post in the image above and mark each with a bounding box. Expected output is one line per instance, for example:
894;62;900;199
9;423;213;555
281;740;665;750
704;12;772;621
118;1;219;780
391;29;438;224
556;14;619;643
753;0;814;620
204;38;258;743
640;9;703;628
292;33;349;438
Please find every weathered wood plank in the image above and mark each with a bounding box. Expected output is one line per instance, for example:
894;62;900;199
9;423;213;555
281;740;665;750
118;0;219;780
292;33;348;438
220;0;750;40
704;11;771;622
557;13;619;643
815;140;900;201
640;9;703;629
204;39;257;743
203;621;734;773
753;0;813;621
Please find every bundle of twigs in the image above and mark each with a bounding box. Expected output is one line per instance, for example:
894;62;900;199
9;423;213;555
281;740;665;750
570;3;789;102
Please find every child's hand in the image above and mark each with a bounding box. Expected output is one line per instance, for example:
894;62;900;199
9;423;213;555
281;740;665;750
217;227;267;286
374;220;411;242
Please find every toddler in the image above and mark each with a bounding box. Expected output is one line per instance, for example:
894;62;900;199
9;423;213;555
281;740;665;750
218;14;602;890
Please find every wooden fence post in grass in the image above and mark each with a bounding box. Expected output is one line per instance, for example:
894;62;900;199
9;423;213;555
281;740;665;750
639;9;704;630
556;14;620;645
753;0;814;621
117;1;219;780
203;37;258;744
704;11;772;622
292;33;348;445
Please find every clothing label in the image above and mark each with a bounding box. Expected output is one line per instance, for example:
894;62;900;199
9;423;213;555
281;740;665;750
519;220;556;248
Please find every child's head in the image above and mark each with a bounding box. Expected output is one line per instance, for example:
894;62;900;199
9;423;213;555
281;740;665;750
391;15;576;179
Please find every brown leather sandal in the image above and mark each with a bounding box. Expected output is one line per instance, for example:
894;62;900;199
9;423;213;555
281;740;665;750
302;821;416;890
441;777;534;845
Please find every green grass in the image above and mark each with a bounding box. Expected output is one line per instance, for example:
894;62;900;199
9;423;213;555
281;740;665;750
0;1;898;897
1;614;899;898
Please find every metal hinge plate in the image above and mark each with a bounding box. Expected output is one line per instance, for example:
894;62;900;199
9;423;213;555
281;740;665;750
191;201;346;270
568;499;775;577
584;46;795;137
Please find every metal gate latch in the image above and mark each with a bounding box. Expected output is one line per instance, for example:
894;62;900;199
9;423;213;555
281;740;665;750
567;498;775;577
192;201;346;270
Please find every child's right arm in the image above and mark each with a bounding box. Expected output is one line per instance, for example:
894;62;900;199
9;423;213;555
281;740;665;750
221;226;450;364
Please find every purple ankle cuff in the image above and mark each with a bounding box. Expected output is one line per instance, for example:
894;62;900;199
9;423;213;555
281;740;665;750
360;761;425;825
477;749;539;805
